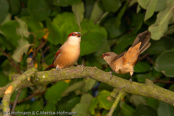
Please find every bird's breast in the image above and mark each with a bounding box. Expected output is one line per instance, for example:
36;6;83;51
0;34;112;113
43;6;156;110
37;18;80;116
53;44;80;68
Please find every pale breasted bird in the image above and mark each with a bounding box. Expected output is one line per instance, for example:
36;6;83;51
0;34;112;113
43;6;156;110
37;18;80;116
101;31;151;80
45;32;81;71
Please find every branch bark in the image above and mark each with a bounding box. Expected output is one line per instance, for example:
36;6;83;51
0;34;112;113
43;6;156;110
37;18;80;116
1;66;174;115
2;68;37;116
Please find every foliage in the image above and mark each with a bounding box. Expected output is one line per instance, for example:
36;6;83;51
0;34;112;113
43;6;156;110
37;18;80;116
0;0;174;115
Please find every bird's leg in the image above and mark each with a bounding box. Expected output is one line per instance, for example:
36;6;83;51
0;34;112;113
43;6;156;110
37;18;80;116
77;65;84;72
55;65;62;76
109;71;113;80
129;71;133;81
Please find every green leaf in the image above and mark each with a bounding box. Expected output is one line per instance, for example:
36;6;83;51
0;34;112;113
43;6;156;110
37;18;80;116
136;73;152;83
103;1;127;38
12;39;30;62
82;78;96;92
137;0;149;9
80;32;107;55
72;94;93;116
104;18;125;38
155;50;174;77
130;13;144;34
155;0;171;12
15;17;30;38
0;71;9;87
112;34;136;54
53;12;79;43
101;0;121;12
86;54;103;68
148;1;174;40
84;0;95;19
14;104;30;113
45;81;68;104
89;97;99;115
134;104;157;116
120;102;135;116
0;0;9;24
0;20;21;47
53;0;81;7
166;25;174;34
62;81;85;96
147;98;159;110
8;0;20;15
57;97;80;111
90;1;103;23
129;95;146;106
134;62;151;73
98;90;112;110
144;0;158;21
94;40;110;64
45;51;56;65
147;37;174;55
46;19;62;45
28;99;44;112
72;2;84;29
42;102;56;112
80;19;107;56
0;34;14;50
138;0;170;12
157;101;174;116
28;0;51;21
21;16;44;39
81;19;107;36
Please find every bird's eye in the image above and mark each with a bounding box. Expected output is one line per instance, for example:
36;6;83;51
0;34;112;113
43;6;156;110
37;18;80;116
72;33;75;36
104;54;109;56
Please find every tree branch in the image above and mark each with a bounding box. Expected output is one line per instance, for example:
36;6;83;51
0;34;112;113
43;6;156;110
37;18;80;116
107;91;126;116
1;66;174;115
2;68;37;116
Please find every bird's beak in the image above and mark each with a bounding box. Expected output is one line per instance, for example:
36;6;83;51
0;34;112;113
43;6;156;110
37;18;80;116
101;54;104;58
76;32;81;37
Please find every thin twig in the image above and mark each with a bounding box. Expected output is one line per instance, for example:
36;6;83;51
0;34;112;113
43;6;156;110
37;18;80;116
0;48;21;74
107;91;126;116
146;56;154;64
32;38;47;59
10;91;45;105
11;89;21;115
153;80;174;84
138;53;148;61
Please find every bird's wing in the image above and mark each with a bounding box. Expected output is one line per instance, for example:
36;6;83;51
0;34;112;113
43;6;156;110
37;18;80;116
52;49;62;63
123;42;141;65
112;51;126;63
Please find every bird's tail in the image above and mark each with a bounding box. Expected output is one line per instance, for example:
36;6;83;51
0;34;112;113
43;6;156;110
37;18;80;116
44;64;54;71
132;31;151;54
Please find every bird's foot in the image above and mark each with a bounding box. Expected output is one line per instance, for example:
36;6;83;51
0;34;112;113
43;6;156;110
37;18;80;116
55;66;62;76
109;71;113;80
77;65;84;72
129;77;132;81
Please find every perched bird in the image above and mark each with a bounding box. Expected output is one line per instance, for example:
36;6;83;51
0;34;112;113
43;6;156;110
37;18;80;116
45;32;81;71
101;31;151;80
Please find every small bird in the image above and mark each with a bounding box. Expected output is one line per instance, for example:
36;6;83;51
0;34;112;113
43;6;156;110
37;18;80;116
101;31;151;80
45;32;81;71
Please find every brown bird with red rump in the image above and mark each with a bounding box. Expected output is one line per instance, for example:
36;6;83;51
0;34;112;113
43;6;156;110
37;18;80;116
45;32;81;71
101;31;151;81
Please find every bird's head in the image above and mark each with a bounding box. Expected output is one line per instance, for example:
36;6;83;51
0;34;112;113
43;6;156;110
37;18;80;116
67;32;81;45
101;52;117;64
